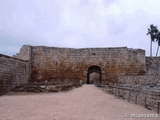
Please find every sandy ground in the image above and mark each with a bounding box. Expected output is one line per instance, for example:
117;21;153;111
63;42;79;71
0;85;159;120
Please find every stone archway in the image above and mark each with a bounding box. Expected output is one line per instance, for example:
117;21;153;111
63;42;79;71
87;66;102;84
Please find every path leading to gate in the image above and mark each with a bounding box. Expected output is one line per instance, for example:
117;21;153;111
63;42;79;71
0;85;159;120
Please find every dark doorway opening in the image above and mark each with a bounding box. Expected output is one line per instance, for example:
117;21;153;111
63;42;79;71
87;66;102;84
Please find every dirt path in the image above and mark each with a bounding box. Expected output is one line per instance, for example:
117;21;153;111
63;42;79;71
0;85;159;120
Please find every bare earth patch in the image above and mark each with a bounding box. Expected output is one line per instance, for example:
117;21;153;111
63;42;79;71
0;85;159;120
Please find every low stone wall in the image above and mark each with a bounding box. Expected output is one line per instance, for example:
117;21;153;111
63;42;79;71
103;85;160;111
0;54;28;95
12;83;82;93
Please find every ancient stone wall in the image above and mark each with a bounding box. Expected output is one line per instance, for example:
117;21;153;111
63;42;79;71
13;45;31;61
112;57;160;111
117;57;160;85
118;75;160;85
17;46;146;85
104;85;160;111
0;54;28;94
146;57;160;76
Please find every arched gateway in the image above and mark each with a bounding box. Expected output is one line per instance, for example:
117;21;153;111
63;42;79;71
87;66;102;84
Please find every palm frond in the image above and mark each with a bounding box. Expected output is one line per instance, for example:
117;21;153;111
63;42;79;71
147;31;151;35
147;28;151;31
150;24;154;29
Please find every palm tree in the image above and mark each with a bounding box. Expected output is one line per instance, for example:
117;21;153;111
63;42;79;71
147;24;159;57
156;32;160;57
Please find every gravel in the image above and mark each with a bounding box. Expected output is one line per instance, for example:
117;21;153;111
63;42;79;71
0;85;159;120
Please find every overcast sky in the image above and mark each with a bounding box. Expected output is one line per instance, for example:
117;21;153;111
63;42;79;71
0;0;160;56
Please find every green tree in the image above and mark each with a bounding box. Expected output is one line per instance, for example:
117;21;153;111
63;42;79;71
147;24;159;57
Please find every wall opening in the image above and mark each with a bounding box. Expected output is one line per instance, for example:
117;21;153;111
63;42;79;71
87;66;102;84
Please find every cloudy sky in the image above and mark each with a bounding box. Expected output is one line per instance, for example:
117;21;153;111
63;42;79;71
0;0;160;56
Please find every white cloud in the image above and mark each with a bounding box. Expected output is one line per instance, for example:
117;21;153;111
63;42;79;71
1;0;160;56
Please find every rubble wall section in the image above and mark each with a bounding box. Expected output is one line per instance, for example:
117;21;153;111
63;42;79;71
118;57;160;85
0;54;28;94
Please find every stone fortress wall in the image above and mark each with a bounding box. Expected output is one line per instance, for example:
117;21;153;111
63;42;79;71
0;54;28;94
118;57;160;85
15;45;146;85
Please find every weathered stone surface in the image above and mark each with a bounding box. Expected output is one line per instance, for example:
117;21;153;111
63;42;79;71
15;45;146;85
118;75;160;85
103;85;160;110
117;57;160;86
13;45;31;61
0;54;28;95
